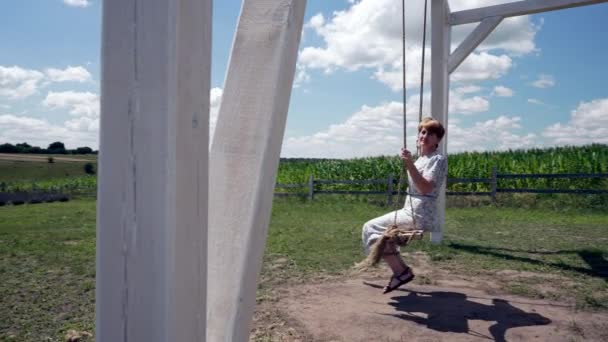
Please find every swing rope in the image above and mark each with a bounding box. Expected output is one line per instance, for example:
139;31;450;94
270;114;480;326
418;0;428;130
390;0;418;238
392;0;428;229
360;0;428;268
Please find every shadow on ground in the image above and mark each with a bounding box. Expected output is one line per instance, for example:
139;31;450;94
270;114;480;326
273;277;608;342
447;242;608;281
385;289;551;342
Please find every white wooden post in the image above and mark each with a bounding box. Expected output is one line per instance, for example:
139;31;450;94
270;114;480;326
433;0;608;244
308;174;315;201
491;166;498;204
386;173;394;207
96;0;211;340
207;0;307;341
431;0;451;244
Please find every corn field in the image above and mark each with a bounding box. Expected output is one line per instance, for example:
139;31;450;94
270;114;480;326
277;144;608;192
0;176;97;195
1;145;606;194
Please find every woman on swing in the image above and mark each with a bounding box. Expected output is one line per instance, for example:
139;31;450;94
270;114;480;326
362;117;447;294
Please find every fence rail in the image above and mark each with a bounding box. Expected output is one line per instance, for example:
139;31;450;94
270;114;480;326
1;170;606;205
497;188;608;195
274;168;608;204
497;173;608;179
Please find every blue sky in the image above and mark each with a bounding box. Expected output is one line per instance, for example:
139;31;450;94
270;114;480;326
1;0;607;158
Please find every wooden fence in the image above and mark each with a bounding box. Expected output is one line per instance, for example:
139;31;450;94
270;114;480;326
275;168;608;204
1;169;606;204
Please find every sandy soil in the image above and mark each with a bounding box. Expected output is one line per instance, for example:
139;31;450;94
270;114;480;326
252;255;608;341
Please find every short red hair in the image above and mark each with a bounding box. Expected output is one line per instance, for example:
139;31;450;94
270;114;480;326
418;117;445;141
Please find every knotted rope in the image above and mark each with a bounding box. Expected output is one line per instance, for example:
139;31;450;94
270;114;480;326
357;226;424;269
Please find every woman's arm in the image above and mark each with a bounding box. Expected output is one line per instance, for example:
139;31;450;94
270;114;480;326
400;148;434;195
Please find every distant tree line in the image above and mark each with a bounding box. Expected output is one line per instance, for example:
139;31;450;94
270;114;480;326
0;142;97;155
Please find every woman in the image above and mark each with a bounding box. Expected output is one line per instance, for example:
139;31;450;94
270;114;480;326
362;117;447;294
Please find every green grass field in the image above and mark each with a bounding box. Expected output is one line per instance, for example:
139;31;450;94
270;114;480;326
0;146;606;340
0;154;97;183
1;198;606;341
0;200;96;341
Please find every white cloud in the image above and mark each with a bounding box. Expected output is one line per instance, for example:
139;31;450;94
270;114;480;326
45;66;92;83
0;114;97;148
299;0;538;90
209;87;223;142
451;95;489;115
0;66;45;99
282;101;407;158
43;91;99;117
364;85;488;122
281;96;532;158
527;98;544;105
306;13;325;30
451;52;512;83
63;0;91;8
543;98;608;145
531;74;555;88
0;90;101;148
0;64;98;146
0;65;94;100
448;116;538;152
452;15;540;56
1;87;222;150
448;86;489;115
493;85;513;97
64;116;99;132
453;85;482;94
293;63;310;88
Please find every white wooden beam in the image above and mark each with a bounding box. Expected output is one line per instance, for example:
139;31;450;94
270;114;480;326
451;0;608;26
431;0;451;244
448;16;503;74
207;0;307;341
96;0;211;340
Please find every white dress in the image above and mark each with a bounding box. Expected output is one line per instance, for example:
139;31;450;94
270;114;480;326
362;151;447;253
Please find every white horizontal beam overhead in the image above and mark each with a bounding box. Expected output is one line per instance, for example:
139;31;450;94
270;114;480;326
207;0;307;341
451;0;608;25
448;16;503;74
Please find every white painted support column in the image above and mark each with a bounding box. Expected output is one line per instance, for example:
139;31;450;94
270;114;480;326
207;0;307;341
96;0;211;341
431;0;451;244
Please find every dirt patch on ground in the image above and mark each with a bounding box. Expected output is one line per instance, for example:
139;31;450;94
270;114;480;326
252;258;608;341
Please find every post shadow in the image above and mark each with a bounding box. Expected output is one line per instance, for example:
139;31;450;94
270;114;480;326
384;290;551;342
448;242;608;281
578;250;608;280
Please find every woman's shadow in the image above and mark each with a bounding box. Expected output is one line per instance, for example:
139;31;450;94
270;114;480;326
381;289;552;341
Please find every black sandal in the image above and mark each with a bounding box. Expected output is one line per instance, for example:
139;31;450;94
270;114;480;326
382;267;414;294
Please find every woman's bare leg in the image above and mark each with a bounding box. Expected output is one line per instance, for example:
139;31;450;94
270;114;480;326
382;242;414;292
382;242;407;274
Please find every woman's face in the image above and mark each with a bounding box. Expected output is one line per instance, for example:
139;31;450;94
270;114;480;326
418;128;439;150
